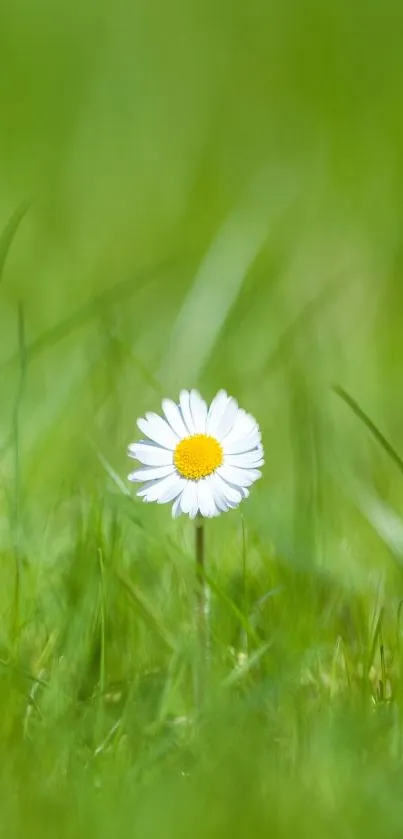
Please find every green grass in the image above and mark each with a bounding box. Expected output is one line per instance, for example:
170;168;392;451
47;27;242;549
2;0;403;835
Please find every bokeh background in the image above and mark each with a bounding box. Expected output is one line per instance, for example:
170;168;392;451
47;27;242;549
2;0;403;835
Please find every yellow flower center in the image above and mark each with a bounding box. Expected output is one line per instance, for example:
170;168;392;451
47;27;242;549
174;434;223;480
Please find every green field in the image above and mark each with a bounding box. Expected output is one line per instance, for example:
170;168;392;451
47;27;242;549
2;0;403;835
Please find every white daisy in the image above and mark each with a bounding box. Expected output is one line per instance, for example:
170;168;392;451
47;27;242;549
128;389;264;518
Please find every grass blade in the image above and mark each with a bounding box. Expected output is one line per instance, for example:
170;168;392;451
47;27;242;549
0;253;184;376
333;385;403;476
12;304;27;644
116;571;175;652
0;202;30;286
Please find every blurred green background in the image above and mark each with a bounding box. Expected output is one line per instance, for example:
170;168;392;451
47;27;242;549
2;0;403;835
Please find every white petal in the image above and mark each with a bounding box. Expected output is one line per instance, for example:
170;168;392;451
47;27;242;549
208;473;229;512
179;390;196;435
213;494;228;513
162;398;188;439
180;481;199;518
207;484;219;517
210;498;219;517
217;465;261;488
213;473;243;506
208;472;242;510
203;474;227;515
224;429;261;455
172;495;183;518
215;398;239;440
138;473;183;503
224;449;264;468
189;389;208;434
196;478;216;518
128;465;175;482
128;443;173;467
206;390;229;435
223;409;259;444
156;475;185;503
137;413;179;449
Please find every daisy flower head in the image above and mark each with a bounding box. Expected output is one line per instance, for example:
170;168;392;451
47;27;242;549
128;390;264;518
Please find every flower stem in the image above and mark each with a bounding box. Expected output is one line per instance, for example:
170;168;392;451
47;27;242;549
241;513;249;655
195;515;207;704
195;515;206;634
